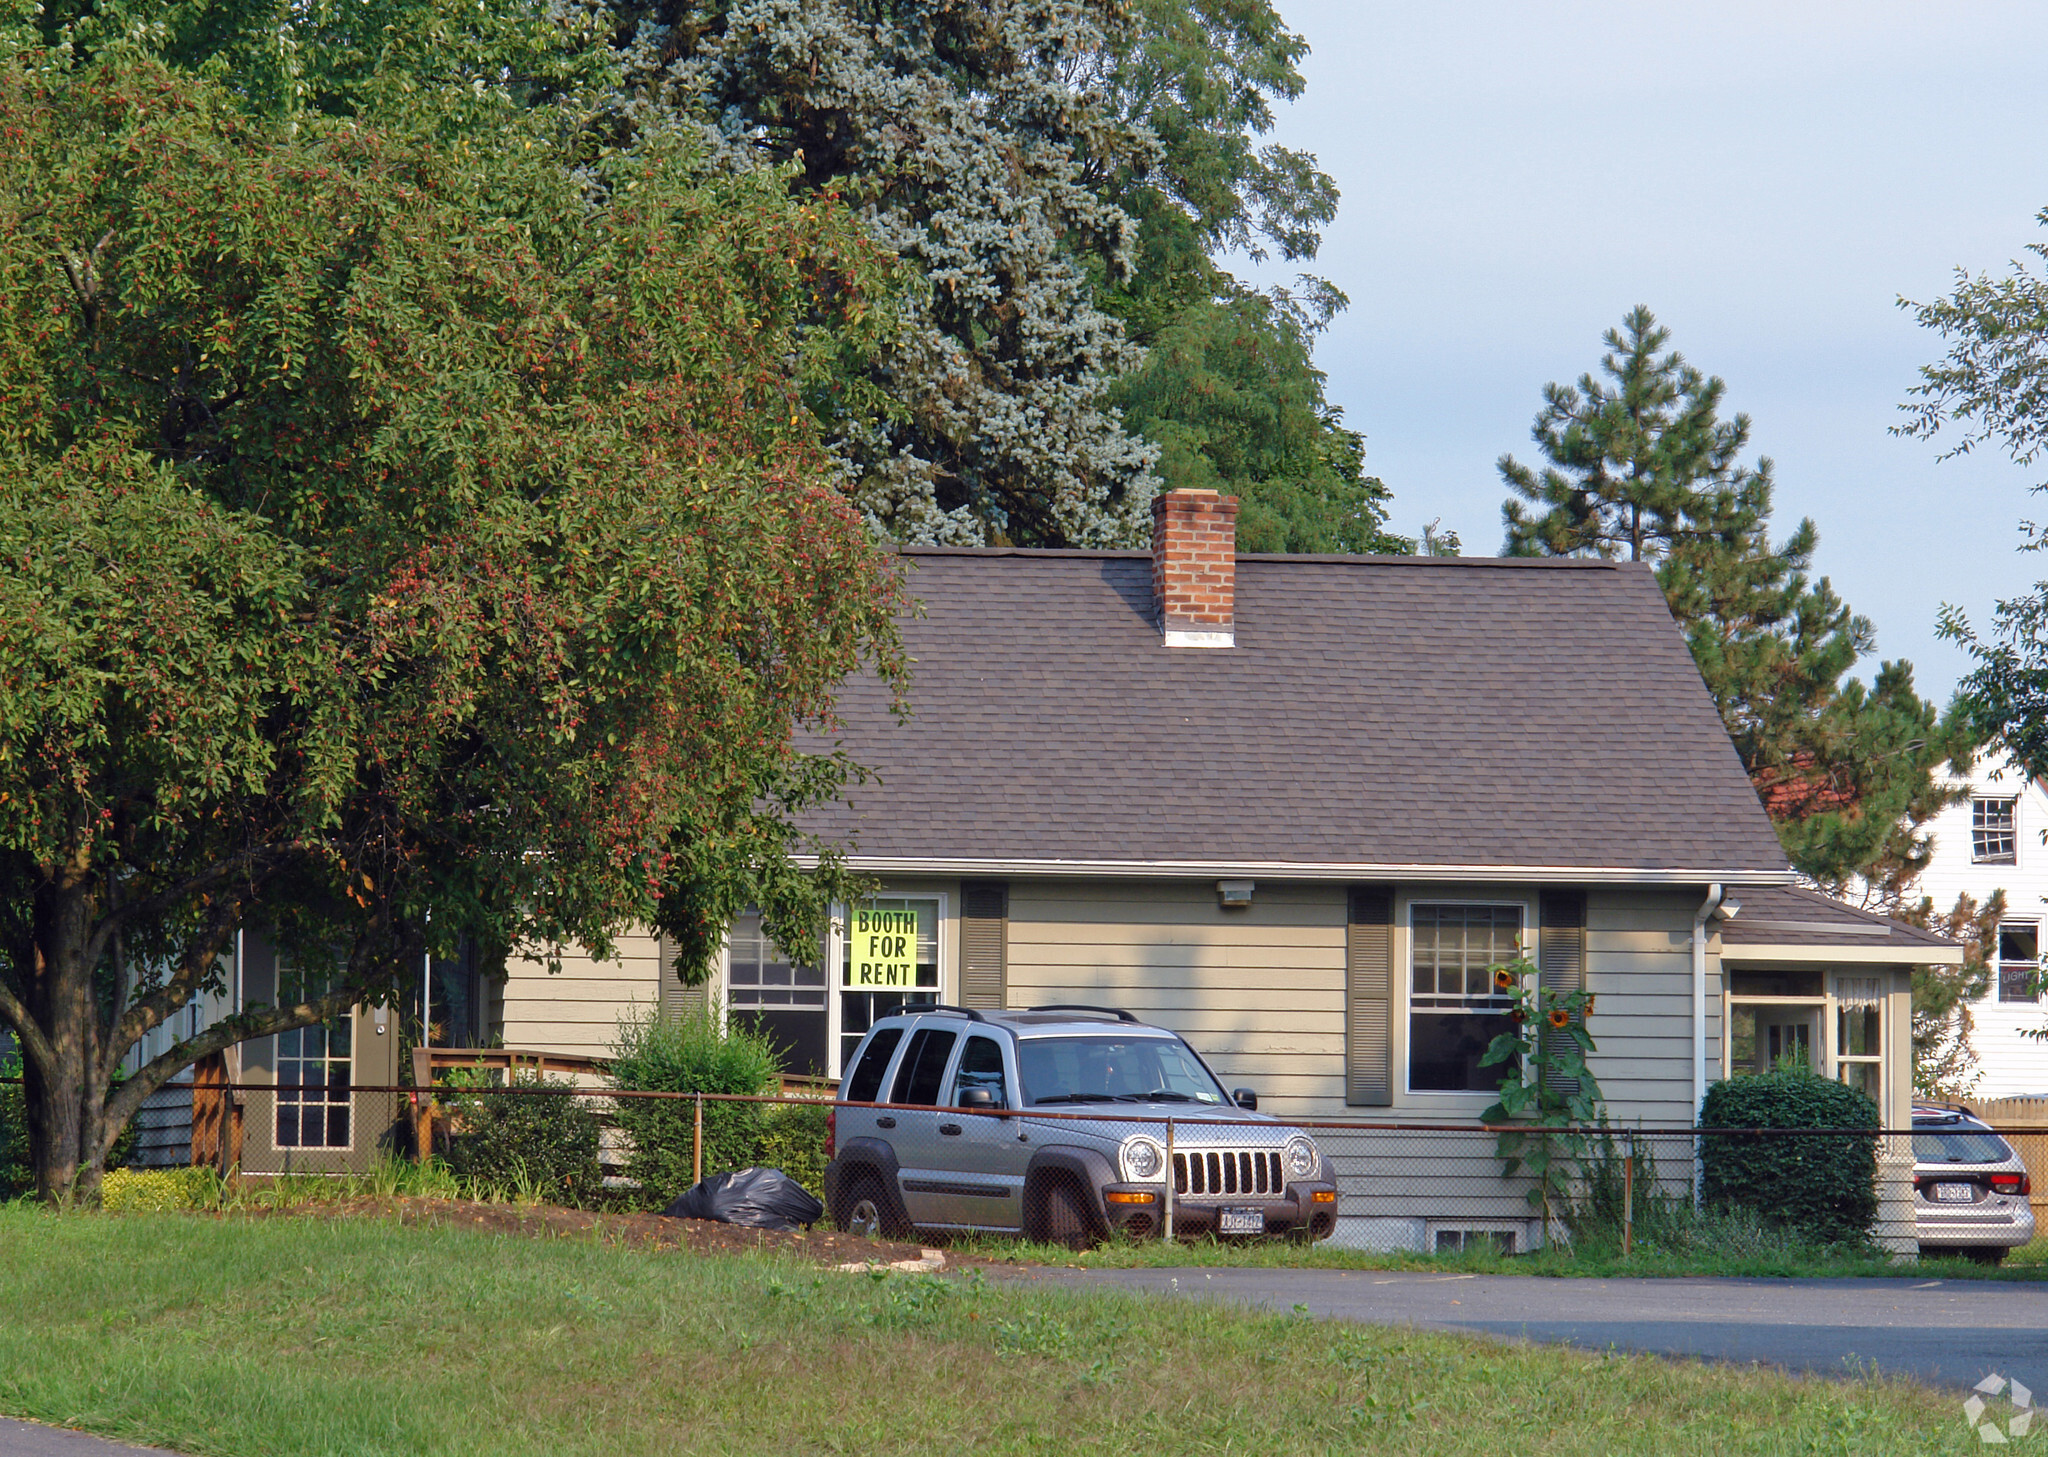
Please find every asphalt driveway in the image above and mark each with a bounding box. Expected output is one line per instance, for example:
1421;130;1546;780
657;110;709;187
994;1266;2048;1390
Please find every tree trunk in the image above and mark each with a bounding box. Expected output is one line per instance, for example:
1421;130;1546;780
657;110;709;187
27;875;107;1207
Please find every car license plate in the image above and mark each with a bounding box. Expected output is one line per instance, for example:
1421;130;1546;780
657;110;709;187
1218;1206;1264;1234
1934;1182;1976;1203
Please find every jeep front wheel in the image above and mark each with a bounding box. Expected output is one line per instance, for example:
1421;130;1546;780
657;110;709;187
1029;1178;1097;1251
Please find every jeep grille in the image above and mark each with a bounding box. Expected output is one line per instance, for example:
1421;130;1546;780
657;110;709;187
1175;1149;1285;1198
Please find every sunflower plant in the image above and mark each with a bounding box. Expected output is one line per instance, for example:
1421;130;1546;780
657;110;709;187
1477;960;1607;1227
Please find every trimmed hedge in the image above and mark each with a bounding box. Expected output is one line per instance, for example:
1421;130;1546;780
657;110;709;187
1699;1070;1878;1246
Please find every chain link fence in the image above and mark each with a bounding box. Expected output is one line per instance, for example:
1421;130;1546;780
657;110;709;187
91;1079;2019;1258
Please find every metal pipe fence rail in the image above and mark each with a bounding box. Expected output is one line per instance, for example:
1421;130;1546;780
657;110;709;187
80;1078;2032;1258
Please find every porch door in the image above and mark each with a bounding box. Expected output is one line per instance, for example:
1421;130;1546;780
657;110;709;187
727;911;829;1078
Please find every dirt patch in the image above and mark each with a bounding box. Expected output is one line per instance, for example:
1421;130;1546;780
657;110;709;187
239;1196;936;1266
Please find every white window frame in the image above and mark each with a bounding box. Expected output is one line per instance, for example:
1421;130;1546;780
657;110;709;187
1831;974;1884;1105
1997;921;2041;1004
825;892;948;1081
1973;795;2019;866
1399;896;1533;1099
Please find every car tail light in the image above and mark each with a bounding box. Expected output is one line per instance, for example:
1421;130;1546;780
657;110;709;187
1991;1171;2029;1195
825;1109;836;1160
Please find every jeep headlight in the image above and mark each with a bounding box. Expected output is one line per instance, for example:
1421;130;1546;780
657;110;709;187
1283;1135;1318;1180
1120;1135;1166;1183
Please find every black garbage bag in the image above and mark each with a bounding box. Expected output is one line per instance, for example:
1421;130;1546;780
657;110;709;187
661;1167;825;1231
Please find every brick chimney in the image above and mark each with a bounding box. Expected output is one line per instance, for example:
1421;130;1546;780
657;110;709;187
1151;489;1239;648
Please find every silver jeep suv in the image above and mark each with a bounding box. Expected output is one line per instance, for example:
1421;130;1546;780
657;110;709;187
824;1004;1339;1246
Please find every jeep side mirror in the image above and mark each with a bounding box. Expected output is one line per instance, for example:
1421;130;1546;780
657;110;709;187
1232;1088;1258;1111
959;1087;997;1110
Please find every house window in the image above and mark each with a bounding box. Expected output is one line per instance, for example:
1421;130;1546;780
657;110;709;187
1835;976;1883;1103
1974;797;2018;864
275;1020;351;1149
1999;925;2040;1003
1726;969;1823;1077
726;910;828;1078
1408;903;1522;1093
839;898;940;1076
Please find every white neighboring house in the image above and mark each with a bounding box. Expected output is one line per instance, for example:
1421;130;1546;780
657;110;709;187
1916;750;2048;1098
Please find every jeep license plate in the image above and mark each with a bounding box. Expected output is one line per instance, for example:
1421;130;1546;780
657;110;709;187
1934;1182;1976;1203
1218;1206;1264;1234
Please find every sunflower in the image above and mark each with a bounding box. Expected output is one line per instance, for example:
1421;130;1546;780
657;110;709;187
1547;1007;1570;1029
1492;967;1516;991
1509;1009;1526;1024
1583;995;1597;1017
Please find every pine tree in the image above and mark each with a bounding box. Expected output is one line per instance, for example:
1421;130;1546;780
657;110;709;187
1501;307;1971;887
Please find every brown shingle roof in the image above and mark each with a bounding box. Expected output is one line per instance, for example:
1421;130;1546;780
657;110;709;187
1721;884;1956;950
802;549;1792;878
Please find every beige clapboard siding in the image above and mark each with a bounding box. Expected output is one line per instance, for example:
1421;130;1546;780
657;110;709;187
500;930;662;1059
1006;879;1348;1113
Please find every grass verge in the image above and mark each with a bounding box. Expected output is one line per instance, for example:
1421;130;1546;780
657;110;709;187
0;1206;2009;1456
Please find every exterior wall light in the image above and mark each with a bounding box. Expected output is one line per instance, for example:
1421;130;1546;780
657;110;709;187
1217;879;1254;909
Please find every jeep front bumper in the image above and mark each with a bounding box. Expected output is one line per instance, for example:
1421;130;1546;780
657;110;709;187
1099;1181;1339;1240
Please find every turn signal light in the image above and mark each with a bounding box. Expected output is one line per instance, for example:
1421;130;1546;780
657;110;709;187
1311;1190;1337;1204
1991;1172;2030;1195
1105;1191;1156;1204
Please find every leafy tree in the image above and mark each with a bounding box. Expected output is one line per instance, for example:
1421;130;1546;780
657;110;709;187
1897;890;2002;1099
0;52;904;1203
1903;207;2048;793
1093;0;1406;554
1501;308;1968;886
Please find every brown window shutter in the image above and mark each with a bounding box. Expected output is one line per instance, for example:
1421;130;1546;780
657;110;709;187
960;882;1008;1009
1346;886;1395;1106
1538;890;1587;1093
659;934;709;1021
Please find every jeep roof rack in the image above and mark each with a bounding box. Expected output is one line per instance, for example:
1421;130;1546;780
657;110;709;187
897;1001;986;1022
1026;1003;1139;1024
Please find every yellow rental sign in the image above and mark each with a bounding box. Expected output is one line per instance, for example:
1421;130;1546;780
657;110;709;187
848;906;919;988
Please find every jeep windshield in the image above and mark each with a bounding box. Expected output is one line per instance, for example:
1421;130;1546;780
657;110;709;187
1017;1036;1228;1107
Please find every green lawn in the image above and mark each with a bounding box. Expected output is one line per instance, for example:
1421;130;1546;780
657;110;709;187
0;1206;2010;1456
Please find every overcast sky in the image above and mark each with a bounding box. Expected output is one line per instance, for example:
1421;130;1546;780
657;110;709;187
1250;1;2048;700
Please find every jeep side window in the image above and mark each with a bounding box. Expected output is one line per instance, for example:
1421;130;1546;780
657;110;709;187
951;1034;1007;1108
844;1027;904;1104
891;1028;957;1106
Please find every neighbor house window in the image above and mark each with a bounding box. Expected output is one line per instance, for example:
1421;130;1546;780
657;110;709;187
1974;797;2018;864
1408;903;1522;1093
275;1020;351;1150
1999;925;2040;1003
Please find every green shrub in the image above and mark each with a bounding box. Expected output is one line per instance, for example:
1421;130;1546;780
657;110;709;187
101;1166;223;1213
1699;1069;1878;1246
757;1100;831;1200
441;1073;602;1206
0;1046;27;1199
607;1008;781;1208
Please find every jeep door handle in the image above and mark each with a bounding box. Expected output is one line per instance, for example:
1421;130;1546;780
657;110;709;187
876;1117;896;1129
938;1123;962;1136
